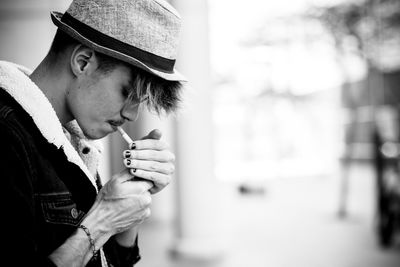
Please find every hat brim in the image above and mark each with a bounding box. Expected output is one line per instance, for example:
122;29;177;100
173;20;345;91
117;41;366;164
51;12;187;82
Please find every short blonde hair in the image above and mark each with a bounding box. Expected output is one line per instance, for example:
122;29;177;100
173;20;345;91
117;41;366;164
94;47;182;115
50;30;183;115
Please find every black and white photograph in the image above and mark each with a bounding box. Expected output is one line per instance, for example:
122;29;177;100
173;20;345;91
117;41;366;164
0;0;399;266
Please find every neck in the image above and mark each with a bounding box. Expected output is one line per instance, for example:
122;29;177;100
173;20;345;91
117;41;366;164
30;56;73;125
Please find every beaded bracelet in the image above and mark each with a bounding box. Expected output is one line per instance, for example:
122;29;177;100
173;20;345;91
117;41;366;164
78;224;97;259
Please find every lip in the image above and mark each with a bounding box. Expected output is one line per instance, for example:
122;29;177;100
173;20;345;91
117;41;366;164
109;123;118;132
109;121;124;131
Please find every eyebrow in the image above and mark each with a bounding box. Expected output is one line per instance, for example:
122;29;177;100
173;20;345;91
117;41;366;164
124;82;135;97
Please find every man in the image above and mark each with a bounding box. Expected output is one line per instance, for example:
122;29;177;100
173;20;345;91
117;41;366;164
0;0;185;266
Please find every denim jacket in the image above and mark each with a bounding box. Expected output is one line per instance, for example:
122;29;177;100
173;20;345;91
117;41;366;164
0;61;140;267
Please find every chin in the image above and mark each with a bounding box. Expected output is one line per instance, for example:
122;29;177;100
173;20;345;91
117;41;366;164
87;133;107;140
81;127;109;140
89;131;110;140
74;120;112;140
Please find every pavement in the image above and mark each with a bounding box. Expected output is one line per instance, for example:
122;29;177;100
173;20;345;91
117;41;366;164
136;163;400;267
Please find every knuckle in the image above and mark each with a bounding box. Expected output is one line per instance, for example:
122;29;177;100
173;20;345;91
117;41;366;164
150;150;158;159
168;164;175;174
139;195;151;209
144;194;152;206
149;162;158;171
141;208;151;221
137;198;144;209
148;173;157;183
145;208;151;218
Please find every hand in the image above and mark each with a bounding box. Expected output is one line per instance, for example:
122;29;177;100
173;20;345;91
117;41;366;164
92;169;153;235
122;129;175;194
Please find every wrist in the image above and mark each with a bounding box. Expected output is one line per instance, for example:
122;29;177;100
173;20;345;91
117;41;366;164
79;214;113;255
78;224;98;259
48;223;108;266
114;226;139;247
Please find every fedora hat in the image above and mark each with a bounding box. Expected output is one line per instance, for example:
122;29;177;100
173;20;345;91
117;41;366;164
51;0;186;81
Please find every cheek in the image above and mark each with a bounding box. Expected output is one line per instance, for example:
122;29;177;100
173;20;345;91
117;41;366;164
66;85;100;125
95;102;119;119
95;89;125;117
67;78;126;123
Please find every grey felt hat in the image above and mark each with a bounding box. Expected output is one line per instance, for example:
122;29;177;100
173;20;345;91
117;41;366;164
51;0;186;81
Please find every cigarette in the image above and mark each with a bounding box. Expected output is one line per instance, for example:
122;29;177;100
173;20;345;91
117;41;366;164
117;127;134;145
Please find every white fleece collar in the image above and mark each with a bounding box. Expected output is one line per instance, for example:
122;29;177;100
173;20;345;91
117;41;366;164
0;60;98;191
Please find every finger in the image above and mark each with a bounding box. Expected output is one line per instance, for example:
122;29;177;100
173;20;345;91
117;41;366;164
124;159;175;175
123;139;169;152
128;129;162;149
140;129;162;140
149;187;161;195
129;169;171;190
112;168;135;182
126;129;162;150
123;150;175;162
123;179;154;193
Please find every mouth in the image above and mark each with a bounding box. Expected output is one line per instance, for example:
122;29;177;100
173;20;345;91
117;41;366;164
109;121;124;131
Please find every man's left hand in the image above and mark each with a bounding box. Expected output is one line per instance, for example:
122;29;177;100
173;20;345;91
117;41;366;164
123;129;175;194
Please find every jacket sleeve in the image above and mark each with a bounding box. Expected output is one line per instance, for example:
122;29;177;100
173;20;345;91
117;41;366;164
0;121;58;267
103;236;141;267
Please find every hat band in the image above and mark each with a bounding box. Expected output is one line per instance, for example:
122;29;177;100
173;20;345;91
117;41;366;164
61;12;175;73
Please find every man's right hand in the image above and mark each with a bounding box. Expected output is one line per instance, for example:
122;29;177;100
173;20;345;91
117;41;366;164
50;170;153;266
83;169;153;239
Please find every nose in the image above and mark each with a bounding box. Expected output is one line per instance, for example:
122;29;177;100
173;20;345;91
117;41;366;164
121;102;140;122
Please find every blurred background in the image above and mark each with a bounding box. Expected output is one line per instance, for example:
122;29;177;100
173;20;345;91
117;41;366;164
1;0;400;266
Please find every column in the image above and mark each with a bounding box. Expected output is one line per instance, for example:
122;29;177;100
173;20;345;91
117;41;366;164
170;0;224;261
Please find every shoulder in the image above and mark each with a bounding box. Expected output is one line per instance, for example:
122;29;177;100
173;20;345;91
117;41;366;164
0;89;41;152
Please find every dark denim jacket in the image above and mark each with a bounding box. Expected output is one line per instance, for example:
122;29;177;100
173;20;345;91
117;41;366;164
0;90;140;267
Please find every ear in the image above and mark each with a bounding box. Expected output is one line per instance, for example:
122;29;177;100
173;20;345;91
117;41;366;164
70;45;98;77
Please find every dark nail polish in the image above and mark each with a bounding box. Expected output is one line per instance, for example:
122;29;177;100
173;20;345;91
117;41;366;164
130;142;136;149
126;159;131;166
124;151;131;158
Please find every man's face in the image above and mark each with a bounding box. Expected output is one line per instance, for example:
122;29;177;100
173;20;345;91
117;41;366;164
67;64;140;139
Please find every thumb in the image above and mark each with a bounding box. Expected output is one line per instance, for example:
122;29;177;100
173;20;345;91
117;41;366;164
112;168;133;182
141;129;162;140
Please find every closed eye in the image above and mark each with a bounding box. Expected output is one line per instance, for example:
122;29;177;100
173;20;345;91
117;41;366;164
122;86;130;99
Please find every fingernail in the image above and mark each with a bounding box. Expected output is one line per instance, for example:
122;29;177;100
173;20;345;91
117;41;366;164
125;159;131;166
131;168;137;173
123;151;131;158
130;142;136;149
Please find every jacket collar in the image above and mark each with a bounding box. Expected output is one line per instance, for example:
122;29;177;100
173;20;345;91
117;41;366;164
0;60;98;191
